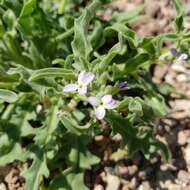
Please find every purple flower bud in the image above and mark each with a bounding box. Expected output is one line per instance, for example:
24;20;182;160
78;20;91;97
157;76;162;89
118;82;129;91
56;110;63;118
171;48;177;56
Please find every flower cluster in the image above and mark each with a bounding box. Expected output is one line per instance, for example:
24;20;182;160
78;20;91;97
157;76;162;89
170;48;188;61
63;71;117;120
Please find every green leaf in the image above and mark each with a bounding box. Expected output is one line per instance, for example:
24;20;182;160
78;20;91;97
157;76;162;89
10;109;36;137
2;33;32;68
173;0;184;32
158;83;174;96
71;0;101;70
107;112;171;161
29;68;75;81
124;53;150;74
62;133;100;169
52;58;65;66
19;0;36;18
106;23;139;48
139;37;156;55
49;171;89;190
154;33;180;54
35;105;59;145
68;135;100;169
112;5;144;23
23;148;49;190
0;89;17;103
128;99;143;114
3;9;16;30
0;73;20;89
175;14;183;33
0;120;26;166
72;109;85;122
98;41;126;72
61;115;91;132
118;96;133;110
61;117;81;135
90;21;105;50
145;96;166;117
0;143;24;166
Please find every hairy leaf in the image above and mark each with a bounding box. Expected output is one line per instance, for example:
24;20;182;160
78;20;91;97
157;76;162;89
23;148;49;190
0;89;17;103
71;0;101;70
107;112;171;161
29;68;75;81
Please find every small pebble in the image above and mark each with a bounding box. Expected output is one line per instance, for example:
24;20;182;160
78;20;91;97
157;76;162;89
122;185;130;190
94;184;104;190
178;130;190;146
138;171;147;180
0;183;7;190
138;181;151;190
160;164;177;171
176;74;187;82
150;157;159;164
128;165;138;176
129;177;138;190
177;170;190;185
171;63;185;72
116;165;128;178
184;145;190;169
105;174;120;190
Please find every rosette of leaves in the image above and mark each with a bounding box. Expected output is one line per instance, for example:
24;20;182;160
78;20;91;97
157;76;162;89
0;0;184;189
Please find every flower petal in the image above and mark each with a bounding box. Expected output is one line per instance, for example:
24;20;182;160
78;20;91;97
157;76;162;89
78;71;94;85
63;84;78;92
104;100;117;109
88;96;98;106
95;106;106;120
178;53;188;61
78;86;87;95
102;94;112;105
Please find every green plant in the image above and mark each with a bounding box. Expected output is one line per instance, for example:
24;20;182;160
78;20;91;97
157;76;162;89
0;0;186;189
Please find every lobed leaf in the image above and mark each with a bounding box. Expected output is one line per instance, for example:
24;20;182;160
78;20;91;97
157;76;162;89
23;148;49;190
107;112;171;161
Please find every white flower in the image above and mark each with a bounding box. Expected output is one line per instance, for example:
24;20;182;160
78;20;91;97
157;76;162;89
88;94;117;120
178;53;188;61
63;71;94;95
